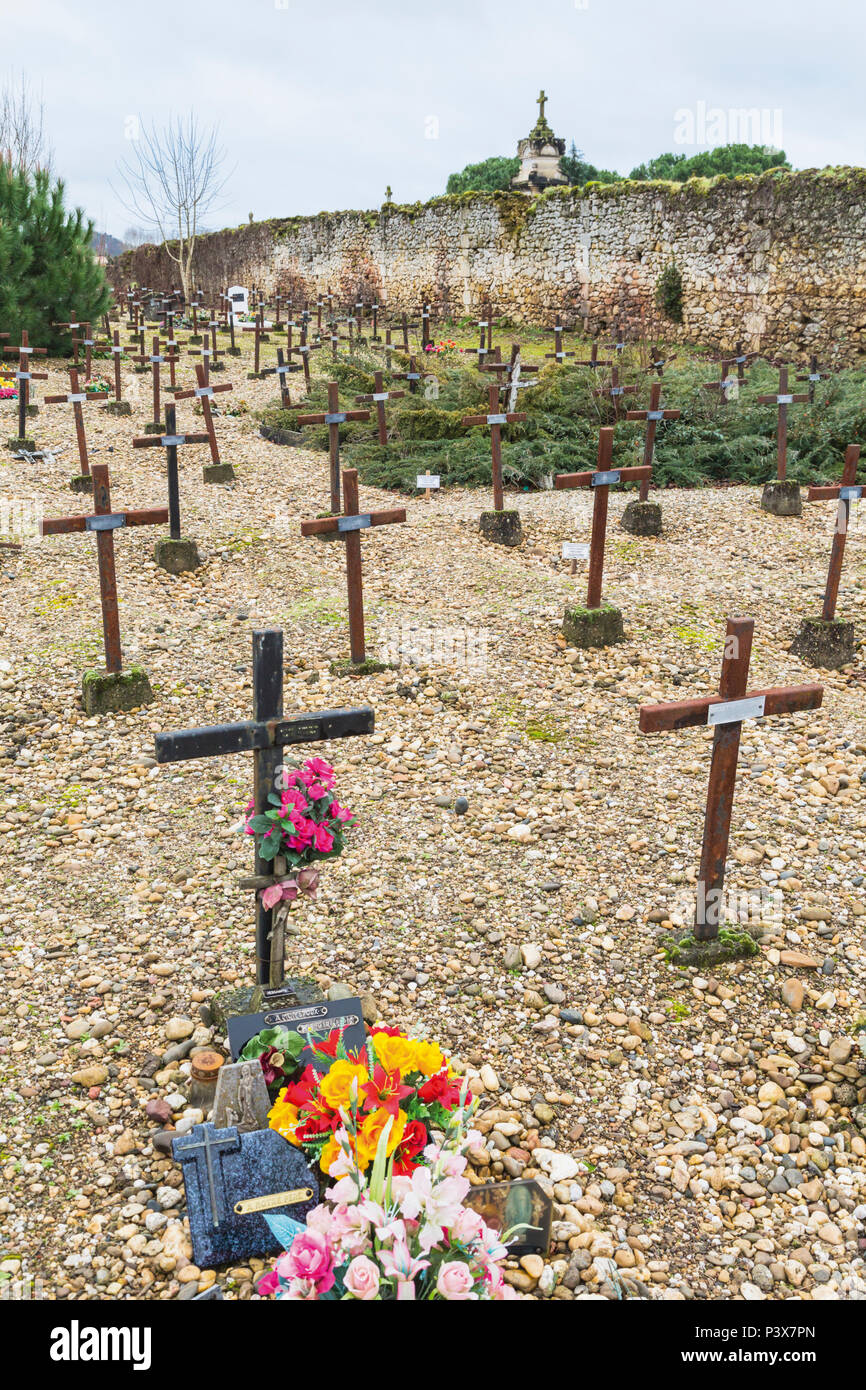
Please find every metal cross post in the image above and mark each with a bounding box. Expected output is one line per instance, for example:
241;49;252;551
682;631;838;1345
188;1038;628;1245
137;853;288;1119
805;444;862;620
354;371;405;446
132;404;209;539
461;384;526;512
595;365;637;421
3;331;47;441
134;336;177;428
625;382;681;502
648;346;677;377
796;354;830;405
260;348;301;408
108;331;126;401
545;320;574;365
154;628;374;983
639;618;823;939
296;383;370;514
40;464;167;674
728;341;758;387
554;428;651;609
575;342;612;373
703;358;739;408
300;469;406;664
289;327;321;390
173;365;234;479
757;366;809;481
393;353;421;393
44;367;98;487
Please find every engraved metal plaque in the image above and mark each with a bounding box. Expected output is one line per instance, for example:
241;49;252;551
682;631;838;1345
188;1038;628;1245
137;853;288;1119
337;513;372;532
592;470;621;486
707;695;766;726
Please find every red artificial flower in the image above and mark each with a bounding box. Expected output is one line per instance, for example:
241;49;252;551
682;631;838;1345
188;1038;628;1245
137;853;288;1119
369;1024;402;1039
360;1064;413;1118
392;1120;428;1175
418;1069;462;1110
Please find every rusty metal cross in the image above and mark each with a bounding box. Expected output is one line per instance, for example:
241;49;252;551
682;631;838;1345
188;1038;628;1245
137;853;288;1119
757;366;809;481
639;618;823;940
462;384;526;512
806;444;862;621
554;427;651;609
626;382;681;502
296;383;371;514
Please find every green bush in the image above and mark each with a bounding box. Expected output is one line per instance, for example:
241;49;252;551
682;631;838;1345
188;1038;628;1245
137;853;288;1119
656;264;684;324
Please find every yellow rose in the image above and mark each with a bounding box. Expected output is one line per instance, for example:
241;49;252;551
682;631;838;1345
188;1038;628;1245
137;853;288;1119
412;1039;444;1078
371;1032;416;1077
318;1059;369;1112
356;1106;406;1166
267;1099;301;1145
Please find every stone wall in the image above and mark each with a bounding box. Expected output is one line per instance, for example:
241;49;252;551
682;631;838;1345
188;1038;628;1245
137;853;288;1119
111;170;866;360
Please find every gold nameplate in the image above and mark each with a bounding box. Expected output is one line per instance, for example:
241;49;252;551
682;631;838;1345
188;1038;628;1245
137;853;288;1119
234;1188;313;1215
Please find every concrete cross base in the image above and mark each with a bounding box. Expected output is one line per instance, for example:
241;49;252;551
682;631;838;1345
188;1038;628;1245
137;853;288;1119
479;509;523;547
69;474;93;494
660;926;761;968
154;536;202;574
82;665;154;715
143;420;163;434
7;437;35;451
203;463;236;484
562;602;624;649
620;499;663;536
789;616;856;670
329;657;394;676
100;400;132;416
761;479;802;516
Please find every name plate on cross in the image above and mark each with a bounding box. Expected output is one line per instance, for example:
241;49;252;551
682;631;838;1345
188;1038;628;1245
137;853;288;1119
337;513;373;532
707;695;767;725
592;470;621;487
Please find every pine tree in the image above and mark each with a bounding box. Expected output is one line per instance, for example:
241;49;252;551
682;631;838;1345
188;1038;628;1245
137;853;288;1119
0;163;109;352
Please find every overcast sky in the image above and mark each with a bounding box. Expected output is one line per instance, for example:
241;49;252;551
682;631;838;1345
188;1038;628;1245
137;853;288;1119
5;0;863;237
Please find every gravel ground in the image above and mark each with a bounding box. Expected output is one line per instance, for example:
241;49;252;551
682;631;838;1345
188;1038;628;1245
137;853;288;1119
0;343;864;1302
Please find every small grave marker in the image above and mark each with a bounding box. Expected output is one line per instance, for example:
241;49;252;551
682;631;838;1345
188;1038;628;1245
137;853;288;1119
40;464;166;712
462;383;526;545
154;628;374;982
417;472;440;500
703;358;739;407
174;365;235;483
791;444;863;667
132;403;209;572
354;370;405;445
639;617;822;945
796;353;830;404
758;365;810;515
227;996;367;1070
300;468;406;665
621;382;681;535
44;367;99;491
3;330;47;449
296;383;370;514
595;365;637;420
554;427;651;646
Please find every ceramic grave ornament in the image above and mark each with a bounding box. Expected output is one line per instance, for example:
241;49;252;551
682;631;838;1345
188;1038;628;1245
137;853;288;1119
211;1060;272;1133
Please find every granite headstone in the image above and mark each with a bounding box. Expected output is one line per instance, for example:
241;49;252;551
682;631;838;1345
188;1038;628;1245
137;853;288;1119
227;996;367;1073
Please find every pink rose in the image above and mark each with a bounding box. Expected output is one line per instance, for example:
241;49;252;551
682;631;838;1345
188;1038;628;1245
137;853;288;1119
305;757;335;785
313;823;335;853
283;1230;335;1292
436;1260;478;1300
307;782;330;800
256;1269;280;1298
328;801;353;823
344;1254;381;1300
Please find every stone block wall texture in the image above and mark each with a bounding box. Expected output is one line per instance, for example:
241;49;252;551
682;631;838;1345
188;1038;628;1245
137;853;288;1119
112;170;866;360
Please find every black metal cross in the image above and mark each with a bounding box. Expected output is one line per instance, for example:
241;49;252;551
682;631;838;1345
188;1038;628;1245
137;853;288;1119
154;629;375;983
132;404;209;539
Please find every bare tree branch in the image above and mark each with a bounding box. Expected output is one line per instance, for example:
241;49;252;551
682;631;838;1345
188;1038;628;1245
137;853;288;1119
112;113;230;301
0;69;53;173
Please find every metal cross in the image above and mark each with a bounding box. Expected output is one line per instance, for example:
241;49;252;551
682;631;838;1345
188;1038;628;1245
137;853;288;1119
132;404;210;539
625;382;681;501
44;367;98;485
554;428;651;609
355;371;406;446
300;469;406;664
462;384;527;512
173;1125;239;1228
173;365;233;475
639;618;823;939
805;444;862;621
154;629;374;982
296;383;370;513
757;366;809;481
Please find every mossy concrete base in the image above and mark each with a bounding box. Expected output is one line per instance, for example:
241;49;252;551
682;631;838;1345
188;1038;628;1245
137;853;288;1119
100;399;132;416
203;462;235;483
761;480;802;516
143;420;163;434
249;975;324;1012
660;926;761;967
189;335;203;345
620;499;663;536
154;537;201;574
479;509;522;547
246;371;263;380
259;423;306;447
133;365;151;375
82;666;154;715
330;657;394;676
790;616;856;669
210;362;226;373
69;474;93;494
227;346;242;356
562;602;624;649
8;437;35;451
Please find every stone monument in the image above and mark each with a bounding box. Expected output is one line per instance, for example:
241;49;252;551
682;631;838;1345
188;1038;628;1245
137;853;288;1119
511;91;568;193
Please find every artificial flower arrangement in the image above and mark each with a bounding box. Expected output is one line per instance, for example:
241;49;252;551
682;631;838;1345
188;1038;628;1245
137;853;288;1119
240;756;355;911
258;1071;519;1300
0;387;17;400
423;339;458;355
268;1025;463;1176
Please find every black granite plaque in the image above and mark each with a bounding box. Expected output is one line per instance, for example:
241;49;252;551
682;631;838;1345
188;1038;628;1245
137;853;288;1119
227;996;367;1072
173;1123;319;1269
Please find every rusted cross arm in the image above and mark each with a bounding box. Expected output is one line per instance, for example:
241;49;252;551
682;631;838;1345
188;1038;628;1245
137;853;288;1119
639;684;823;734
461;411;527;426
296;408;370;426
44;390;95;405
155;706;375;763
3;345;46;355
173;382;233;401
41;507;169;536
757;393;809;405
555;464;652;489
807;484;862;501
625;408;680;422
300;507;406;537
354;390;406;403
131;431;210;447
